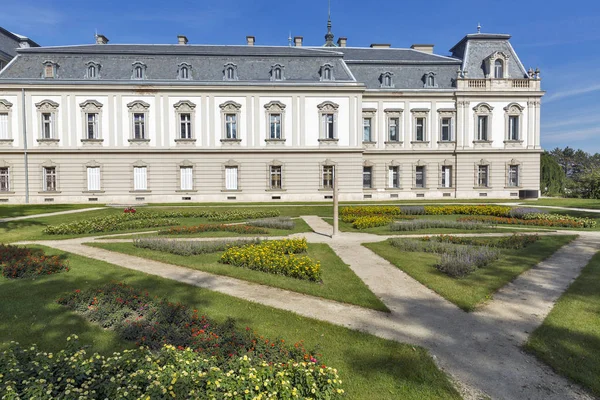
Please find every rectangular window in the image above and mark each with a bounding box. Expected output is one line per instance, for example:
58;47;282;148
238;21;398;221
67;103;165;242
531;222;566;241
86;113;98;139
363;118;372;142
133;113;145;139
323;114;335;139
0;167;9;192
43;167;56;191
388;117;399;142
508;116;519;141
415;166;425;188
415;118;425;141
322;165;334;189
180;113;192;139
478;165;489;187
441;166;452;188
269;114;282;139
441;117;452;141
508;165;519;187
133;166;147;191
225;166;238;190
180;166;193;190
225;114;237;139
45;65;54;78
270;165;282;189
87;167;100;191
0;113;8;140
363;166;372;189
477;116;488;141
388;166;400;188
42;113;52;139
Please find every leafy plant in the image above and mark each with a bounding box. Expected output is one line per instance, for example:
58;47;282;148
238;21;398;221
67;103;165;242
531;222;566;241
458;215;596;228
160;223;268;235
133;237;261;256
423;234;540;249
352;215;394;229
0;245;69;279
247;216;295;230
389;219;489;231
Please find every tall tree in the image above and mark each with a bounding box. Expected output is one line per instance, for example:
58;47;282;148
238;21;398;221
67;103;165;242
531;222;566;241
540;152;566;196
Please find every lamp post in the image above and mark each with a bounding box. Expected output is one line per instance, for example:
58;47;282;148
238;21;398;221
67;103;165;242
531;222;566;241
332;166;338;237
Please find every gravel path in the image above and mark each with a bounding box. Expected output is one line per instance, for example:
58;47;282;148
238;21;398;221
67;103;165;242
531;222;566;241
20;216;599;400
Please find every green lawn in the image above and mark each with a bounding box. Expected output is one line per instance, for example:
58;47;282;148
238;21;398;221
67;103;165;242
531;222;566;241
0;246;460;400
364;235;576;311
526;251;600;397
531;198;600;209
0;204;102;219
87;241;388;312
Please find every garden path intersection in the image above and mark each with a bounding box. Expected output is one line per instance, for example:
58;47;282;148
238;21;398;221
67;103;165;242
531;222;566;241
16;214;600;400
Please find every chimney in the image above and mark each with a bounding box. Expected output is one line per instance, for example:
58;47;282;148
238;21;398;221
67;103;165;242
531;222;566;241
177;35;188;45
294;36;303;47
337;37;347;47
370;43;391;49
246;36;255;46
411;44;434;54
95;34;109;45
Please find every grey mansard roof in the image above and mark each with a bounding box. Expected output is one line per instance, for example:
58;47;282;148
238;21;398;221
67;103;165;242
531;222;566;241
0;32;531;88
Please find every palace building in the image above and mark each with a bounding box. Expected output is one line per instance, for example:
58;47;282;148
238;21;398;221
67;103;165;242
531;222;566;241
0;21;542;204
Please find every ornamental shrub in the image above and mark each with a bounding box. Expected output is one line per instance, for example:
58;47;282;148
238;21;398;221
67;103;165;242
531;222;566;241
57;283;314;365
2;254;69;279
435;246;500;277
220;238;321;281
160;223;268;235
399;205;426;215
0;244;42;264
133;237;261;255
423;205;512;217
389;219;489;231
340;206;402;218
247;216;295;230
389;238;472;255
352;215;393;229
424;234;540;249
520;213;596;228
457;215;596;229
0;337;344;400
508;207;548;218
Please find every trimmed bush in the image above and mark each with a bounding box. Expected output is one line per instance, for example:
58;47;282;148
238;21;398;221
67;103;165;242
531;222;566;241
160;224;268;235
0;337;344;399
435;246;500;277
220;238;321;281
133;237;261;255
389;219;489;231
423;234;540;249
458;215;596;229
247;216;295;230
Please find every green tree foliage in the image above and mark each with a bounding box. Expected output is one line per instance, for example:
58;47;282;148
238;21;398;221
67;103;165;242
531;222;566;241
540;152;566;196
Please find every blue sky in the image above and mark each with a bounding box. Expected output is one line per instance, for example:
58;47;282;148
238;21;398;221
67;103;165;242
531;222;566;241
2;0;600;153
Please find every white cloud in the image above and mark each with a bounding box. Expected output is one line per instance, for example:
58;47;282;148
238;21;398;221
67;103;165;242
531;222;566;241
544;83;600;103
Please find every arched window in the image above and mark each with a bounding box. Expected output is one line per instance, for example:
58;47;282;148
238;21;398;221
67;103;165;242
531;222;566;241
180;66;189;79
88;65;96;78
427;75;434;87
274;67;282;80
134;66;144;79
226;67;235;80
385;75;392;87
494;59;504;78
323;67;331;80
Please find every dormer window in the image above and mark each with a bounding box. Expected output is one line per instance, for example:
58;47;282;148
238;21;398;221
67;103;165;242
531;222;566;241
270;64;285;81
42;61;57;79
85;62;101;79
380;72;394;88
178;63;192;80
423;72;438;88
494;59;504;79
132;62;147;80
320;64;334;81
223;63;238;81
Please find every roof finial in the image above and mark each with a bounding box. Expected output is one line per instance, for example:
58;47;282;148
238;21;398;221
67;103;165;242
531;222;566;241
477;23;481;34
324;0;336;47
288;31;292;47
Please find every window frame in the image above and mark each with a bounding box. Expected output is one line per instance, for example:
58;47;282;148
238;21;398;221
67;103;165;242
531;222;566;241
380;72;394;88
219;101;242;142
487;51;509;79
385;109;403;143
0;166;10;192
411;109;429;143
173;100;197;142
437;109;456;143
270;64;285;81
321;164;335;190
264;101;287;142
131;62;147;80
133;165;148;191
179;166;194;191
269;164;283;190
42;61;58;79
43;166;57;192
86;166;101;192
223;63;238;81
127;100;151;142
85;61;101;79
177;63;192;80
223;162;240;191
388;164;400;189
414;165;426;189
35;100;59;142
317;101;339;142
0;99;13;141
473;103;494;143
423;72;438;88
79;100;103;142
503;103;524;143
441;165;453;188
475;163;490;188
320;63;334;81
363;165;373;189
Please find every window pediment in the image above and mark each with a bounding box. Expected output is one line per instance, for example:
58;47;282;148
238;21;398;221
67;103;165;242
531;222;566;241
488;51;510;62
219;101;242;112
173;100;196;111
42;60;58;79
85;160;101;168
415;159;427;167
478;159;491;166
473;103;493;113
317;101;339;112
127;100;150;111
0;99;13;111
79;100;103;111
503;103;524;114
41;159;57;168
224;159;239;167
179;159;194;167
411;108;429;117
270;159;283;167
132;160;147;168
35;99;59;111
264;101;286;112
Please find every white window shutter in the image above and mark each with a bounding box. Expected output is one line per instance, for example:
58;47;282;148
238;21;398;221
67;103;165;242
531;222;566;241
0;114;8;139
388;167;394;188
226;167;238;190
134;167;147;190
87;167;100;191
180;167;193;190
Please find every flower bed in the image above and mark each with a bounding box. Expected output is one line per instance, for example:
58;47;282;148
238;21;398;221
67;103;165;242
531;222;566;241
220;238;321;281
520;213;596;228
0;244;68;279
340;205;402;218
43;212;179;235
0;337;343;399
160;223;268;235
247;216;295;230
457;215;595;229
423;234;540;249
390;219;489;231
423;205;512;217
58;283;313;364
133;238;261;256
352;215;394;229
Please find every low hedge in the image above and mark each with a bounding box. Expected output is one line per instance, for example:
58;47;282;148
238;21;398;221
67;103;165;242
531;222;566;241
159;224;268;235
0;244;69;279
0;337;344;400
423;234;540;249
247;216;295;230
133;238;261;256
220;238;321;281
390;219;489;231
